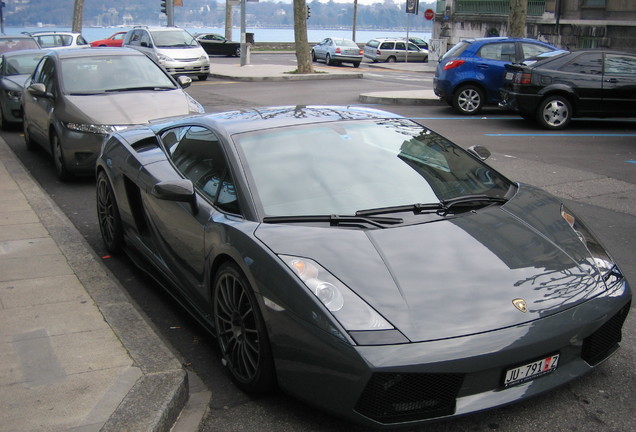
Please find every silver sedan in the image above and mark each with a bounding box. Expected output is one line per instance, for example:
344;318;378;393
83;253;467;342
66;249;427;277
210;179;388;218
311;37;363;68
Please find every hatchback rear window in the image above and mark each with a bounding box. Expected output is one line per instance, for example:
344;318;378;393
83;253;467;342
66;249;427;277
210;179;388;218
442;41;470;60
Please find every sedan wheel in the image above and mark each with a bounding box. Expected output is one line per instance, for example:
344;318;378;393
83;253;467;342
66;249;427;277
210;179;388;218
235;46;241;57
0;107;5;130
51;132;71;180
326;54;333;66
214;262;275;393
386;56;397;63
96;171;125;254
311;50;317;62
537;95;572;129
453;85;484;115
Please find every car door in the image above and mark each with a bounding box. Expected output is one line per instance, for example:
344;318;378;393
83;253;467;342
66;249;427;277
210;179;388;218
140;125;240;305
557;52;603;114
314;38;329;60
602;52;636;115
23;56;57;147
394;41;407;61
474;41;516;102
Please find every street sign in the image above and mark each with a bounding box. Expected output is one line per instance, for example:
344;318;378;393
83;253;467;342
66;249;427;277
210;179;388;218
424;8;435;20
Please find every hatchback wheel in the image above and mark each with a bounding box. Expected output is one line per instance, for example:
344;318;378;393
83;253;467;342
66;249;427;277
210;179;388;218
453;85;484;115
214;262;275;394
23;117;37;151
51;132;71;181
537;95;572;129
96;171;125;254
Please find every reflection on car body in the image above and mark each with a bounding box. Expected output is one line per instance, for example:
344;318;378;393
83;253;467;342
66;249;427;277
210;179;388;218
96;105;630;429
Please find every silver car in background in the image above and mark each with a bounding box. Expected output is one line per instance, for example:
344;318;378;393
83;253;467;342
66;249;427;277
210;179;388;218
311;37;363;68
21;47;204;180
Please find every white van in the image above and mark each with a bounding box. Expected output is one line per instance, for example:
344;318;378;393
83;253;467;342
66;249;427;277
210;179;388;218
124;26;210;81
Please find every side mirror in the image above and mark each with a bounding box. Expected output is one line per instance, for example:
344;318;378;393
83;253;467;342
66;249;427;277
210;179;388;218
467;145;491;161
151;179;198;214
27;83;48;97
177;75;192;89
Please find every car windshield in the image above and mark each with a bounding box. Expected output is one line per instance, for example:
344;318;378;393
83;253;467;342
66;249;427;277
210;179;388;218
151;30;198;47
234;119;512;217
3;52;46;75
61;55;176;94
0;38;39;53
335;39;358;47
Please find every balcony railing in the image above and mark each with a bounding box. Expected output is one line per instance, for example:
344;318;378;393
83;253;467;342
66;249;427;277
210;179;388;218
455;0;546;16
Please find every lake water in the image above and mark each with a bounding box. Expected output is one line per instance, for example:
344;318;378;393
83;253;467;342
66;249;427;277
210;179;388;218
7;26;431;44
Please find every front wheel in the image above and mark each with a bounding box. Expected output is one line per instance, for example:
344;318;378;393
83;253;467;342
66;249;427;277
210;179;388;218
51;132;71;181
536;95;572;129
96;171;125;254
453;85;484;115
213;262;275;394
198;74;208;81
311;50;317;62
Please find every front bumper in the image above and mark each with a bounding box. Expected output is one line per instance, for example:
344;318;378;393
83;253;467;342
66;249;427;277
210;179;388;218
273;277;631;428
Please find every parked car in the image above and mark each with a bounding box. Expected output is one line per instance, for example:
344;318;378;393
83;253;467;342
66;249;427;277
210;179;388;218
363;37;428;63
90;31;127;47
404;36;429;51
27;31;90;49
0;49;48;129
500;49;636;129
311;37;363;67
22;47;204;180
434;37;557;115
194;33;240;57
96;104;630;429
0;34;40;54
124;26;210;81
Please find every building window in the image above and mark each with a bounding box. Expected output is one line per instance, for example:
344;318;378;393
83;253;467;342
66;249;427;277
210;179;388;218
582;0;605;7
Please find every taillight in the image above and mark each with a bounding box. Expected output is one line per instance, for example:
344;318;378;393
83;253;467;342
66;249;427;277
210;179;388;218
514;72;532;85
443;60;465;70
335;48;341;54
358;49;363;55
376;49;381;55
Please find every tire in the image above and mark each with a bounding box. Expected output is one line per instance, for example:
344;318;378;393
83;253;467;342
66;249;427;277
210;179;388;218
326;54;333;66
536;95;572;130
453;85;485;115
353;62;360;68
198;74;208;81
51;132;71;181
0;106;5;130
23;117;37;151
386;56;397;63
213;262;275;394
96;171;125;254
311;50;317;62
235;47;241;57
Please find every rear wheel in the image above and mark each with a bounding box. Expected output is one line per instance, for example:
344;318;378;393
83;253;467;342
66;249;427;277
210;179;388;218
453;85;484;115
198;74;208;81
213;262;275;394
96;171;125;254
353;62;360;68
51;132;71;181
311;50;317;62
536;95;572;129
235;46;241;57
326;54;333;65
386;56;397;63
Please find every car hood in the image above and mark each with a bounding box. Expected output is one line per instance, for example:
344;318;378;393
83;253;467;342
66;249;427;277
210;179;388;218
62;91;194;125
254;185;606;342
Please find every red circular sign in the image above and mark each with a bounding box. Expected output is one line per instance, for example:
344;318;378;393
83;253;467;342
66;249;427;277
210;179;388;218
424;8;435;20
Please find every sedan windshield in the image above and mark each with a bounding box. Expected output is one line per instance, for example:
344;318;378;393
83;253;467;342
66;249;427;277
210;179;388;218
61;55;176;94
235;119;512;217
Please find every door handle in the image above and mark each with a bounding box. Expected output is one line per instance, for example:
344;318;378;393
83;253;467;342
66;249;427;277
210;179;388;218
605;78;619;83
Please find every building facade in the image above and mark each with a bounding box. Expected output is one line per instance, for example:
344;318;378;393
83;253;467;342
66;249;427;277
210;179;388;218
432;0;636;51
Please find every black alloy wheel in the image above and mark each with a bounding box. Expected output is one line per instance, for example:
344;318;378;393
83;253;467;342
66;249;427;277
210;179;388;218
213;262;275;393
96;171;125;254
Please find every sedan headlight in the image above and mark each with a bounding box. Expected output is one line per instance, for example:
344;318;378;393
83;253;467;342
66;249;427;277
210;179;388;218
64;122;130;135
281;255;393;331
561;204;621;283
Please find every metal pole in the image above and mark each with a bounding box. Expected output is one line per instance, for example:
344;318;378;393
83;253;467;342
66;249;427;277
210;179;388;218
352;0;358;42
406;13;410;63
240;0;250;66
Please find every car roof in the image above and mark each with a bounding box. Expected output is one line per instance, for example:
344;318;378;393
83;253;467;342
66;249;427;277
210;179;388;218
29;31;81;36
48;47;147;59
152;105;405;136
0;34;37;39
2;48;48;57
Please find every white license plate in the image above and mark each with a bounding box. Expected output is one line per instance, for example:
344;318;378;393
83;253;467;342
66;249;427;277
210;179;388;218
503;354;559;387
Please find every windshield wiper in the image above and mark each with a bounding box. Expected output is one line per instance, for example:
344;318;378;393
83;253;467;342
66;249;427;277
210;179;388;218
262;214;403;229
442;194;508;210
105;86;175;92
355;203;443;217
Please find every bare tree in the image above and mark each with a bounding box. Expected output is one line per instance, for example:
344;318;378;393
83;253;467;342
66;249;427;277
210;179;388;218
72;0;84;32
508;0;528;38
293;0;313;74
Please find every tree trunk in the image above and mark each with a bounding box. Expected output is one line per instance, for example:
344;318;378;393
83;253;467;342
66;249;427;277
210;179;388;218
72;0;84;33
508;0;528;38
293;0;313;74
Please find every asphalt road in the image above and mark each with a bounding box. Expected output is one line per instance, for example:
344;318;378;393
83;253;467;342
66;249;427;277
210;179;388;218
4;58;635;432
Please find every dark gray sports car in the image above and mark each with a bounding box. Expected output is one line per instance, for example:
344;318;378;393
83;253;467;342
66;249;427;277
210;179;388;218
96;105;631;428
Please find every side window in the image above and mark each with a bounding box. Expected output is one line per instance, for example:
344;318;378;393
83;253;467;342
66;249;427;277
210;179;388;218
604;54;636;76
162;126;240;214
395;42;406;51
380;42;393;50
129;30;141;45
140;31;152;47
521;42;553;59
479;42;515;61
33;58;56;95
560;53;602;75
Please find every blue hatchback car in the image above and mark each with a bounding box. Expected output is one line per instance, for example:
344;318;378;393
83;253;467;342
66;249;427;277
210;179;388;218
434;37;557;115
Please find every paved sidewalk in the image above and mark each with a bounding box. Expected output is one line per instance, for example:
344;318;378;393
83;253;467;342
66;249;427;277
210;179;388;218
0;137;187;432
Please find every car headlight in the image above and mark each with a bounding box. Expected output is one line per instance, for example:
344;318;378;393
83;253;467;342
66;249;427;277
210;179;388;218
561;204;622;283
157;53;175;63
64;122;130;135
6;90;21;101
198;54;209;63
281;255;393;331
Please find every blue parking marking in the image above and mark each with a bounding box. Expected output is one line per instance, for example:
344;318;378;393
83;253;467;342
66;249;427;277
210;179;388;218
627;160;636;164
